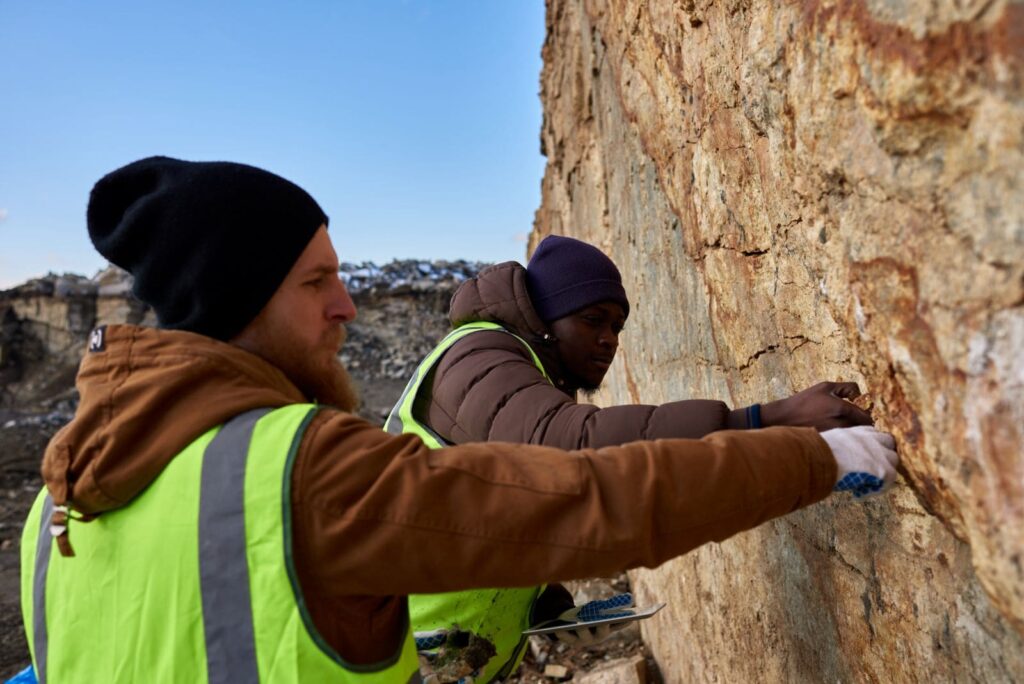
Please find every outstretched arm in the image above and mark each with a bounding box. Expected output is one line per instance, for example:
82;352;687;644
422;330;753;448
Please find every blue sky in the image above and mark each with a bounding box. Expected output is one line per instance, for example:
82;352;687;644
0;1;546;288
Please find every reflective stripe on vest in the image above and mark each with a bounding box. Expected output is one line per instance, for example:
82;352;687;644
199;407;267;683
21;405;422;683
384;322;551;682
29;495;53;683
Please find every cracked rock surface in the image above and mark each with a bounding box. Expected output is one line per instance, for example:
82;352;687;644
535;0;1023;680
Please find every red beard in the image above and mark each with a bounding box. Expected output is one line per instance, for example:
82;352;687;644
282;327;360;412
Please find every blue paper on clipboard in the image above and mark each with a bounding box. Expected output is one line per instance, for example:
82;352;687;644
521;592;666;637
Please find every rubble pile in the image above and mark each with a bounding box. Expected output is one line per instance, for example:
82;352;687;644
0;260;486;427
340;259;483;295
338;259;487;423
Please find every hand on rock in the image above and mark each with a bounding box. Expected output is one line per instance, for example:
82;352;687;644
822;426;900;499
761;381;873;431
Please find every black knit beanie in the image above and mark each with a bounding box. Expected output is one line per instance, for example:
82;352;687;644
525;235;630;322
87;156;328;341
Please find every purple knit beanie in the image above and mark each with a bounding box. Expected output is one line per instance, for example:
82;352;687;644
525;235;630;322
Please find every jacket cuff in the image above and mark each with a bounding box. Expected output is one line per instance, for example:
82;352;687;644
798;428;839;502
725;407;751;430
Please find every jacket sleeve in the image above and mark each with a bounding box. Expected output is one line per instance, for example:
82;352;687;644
291;414;835;602
291;412;834;662
422;331;754;449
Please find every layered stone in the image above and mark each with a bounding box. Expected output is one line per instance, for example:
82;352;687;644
535;0;1023;679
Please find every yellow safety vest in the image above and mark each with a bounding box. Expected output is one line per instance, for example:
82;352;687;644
384;322;552;682
21;404;422;683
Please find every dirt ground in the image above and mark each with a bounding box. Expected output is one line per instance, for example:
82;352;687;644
514;643;661;683
510;620;662;683
0;416;50;680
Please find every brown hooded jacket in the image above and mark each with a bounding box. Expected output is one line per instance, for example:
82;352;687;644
39;324;835;665
415;261;757;448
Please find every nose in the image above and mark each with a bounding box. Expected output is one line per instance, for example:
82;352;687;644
327;279;358;323
598;326;619;349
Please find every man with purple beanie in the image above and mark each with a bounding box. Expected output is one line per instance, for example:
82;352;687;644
387;234;875;680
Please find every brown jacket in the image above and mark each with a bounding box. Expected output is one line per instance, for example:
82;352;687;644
40;325;835;665
417;261;755;448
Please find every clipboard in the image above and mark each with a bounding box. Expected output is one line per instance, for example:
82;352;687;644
521;601;666;637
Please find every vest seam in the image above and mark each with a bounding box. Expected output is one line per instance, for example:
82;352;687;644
282;405;413;673
395;321;550;681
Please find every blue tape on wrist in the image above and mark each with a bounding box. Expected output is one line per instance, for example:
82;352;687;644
748;403;762;429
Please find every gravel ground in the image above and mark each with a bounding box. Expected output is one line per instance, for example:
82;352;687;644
0;420;51;680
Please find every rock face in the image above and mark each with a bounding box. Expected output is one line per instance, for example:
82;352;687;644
0;268;152;412
535;0;1023;680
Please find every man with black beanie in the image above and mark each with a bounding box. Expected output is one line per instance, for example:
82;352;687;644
20;156;898;683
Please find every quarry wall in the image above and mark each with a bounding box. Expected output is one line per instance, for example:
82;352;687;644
533;0;1024;680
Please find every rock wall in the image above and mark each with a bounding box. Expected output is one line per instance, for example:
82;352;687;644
534;0;1023;680
0;270;151;409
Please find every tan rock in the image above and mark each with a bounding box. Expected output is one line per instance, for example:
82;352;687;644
574;655;646;684
543;663;570;678
535;0;1024;680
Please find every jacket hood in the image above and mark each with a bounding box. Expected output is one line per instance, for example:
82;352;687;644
449;261;549;336
42;324;307;516
448;261;572;389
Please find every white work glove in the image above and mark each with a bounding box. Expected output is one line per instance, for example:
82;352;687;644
821;426;899;499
